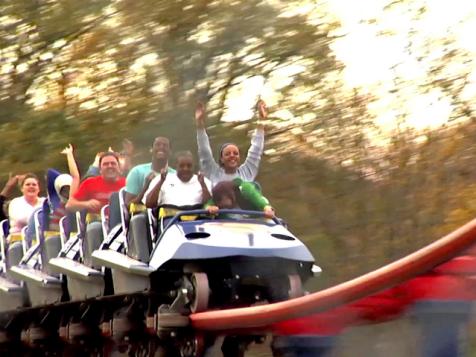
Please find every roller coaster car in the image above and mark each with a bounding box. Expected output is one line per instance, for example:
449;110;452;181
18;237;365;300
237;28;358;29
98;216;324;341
0;195;319;353
0;220;28;313
92;208;318;322
7;202;66;308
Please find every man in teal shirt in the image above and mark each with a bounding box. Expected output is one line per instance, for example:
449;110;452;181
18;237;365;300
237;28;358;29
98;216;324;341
125;137;175;207
125;137;176;262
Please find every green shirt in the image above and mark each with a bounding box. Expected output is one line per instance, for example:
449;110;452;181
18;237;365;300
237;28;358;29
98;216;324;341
206;178;269;211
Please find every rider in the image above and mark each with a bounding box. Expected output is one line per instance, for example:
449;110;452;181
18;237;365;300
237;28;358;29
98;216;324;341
66;152;125;215
194;100;268;187
144;150;211;210
125;137;175;209
206;178;275;218
144;150;212;235
123;137;176;262
0;174;25;222
8;174;45;236
66;152;125;267
84;139;135;179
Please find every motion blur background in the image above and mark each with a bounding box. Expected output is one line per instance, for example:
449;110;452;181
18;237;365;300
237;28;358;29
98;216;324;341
1;2;476;353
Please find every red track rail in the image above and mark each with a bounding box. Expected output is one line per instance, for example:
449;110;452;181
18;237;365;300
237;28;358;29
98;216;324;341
190;218;476;331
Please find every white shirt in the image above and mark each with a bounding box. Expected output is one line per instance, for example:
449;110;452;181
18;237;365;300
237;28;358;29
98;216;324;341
8;196;45;233
144;173;211;207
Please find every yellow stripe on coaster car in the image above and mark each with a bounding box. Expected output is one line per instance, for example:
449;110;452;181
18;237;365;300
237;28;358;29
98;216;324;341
86;213;101;224
159;207;197;221
44;231;59;240
8;233;22;243
129;203;146;214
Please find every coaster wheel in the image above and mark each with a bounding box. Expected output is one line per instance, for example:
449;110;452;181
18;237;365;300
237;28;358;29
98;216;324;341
190;272;209;313
288;274;303;299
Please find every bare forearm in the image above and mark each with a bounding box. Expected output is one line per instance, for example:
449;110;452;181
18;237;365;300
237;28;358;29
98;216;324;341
121;155;132;173
131;184;152;205
70;178;80;198
200;184;211;203
0;186;14;198
66;198;88;212
145;181;164;208
66;152;80;179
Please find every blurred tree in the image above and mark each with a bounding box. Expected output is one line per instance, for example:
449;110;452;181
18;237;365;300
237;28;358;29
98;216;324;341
1;0;476;289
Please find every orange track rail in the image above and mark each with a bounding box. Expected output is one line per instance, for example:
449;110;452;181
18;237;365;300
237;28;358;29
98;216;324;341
190;218;476;331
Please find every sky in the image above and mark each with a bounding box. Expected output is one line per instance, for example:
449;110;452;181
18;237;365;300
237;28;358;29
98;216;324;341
327;0;476;135
220;0;476;146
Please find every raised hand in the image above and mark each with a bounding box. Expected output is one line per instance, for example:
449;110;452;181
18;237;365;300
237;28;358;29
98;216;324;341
5;173;20;189
92;153;101;167
1;173;19;197
15;174;27;184
257;99;268;119
197;171;206;185
195;102;206;129
122;138;134;156
61;144;74;155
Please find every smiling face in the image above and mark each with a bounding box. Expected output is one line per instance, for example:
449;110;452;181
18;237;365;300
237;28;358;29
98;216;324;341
220;144;240;172
21;177;40;200
151;137;170;161
100;154;121;181
176;155;194;182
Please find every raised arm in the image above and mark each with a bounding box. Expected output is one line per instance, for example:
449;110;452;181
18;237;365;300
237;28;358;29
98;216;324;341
84;152;101;179
239;100;267;181
61;144;80;196
256;99;268;132
195;102;220;177
119;138;134;173
65;196;102;212
1;174;20;198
